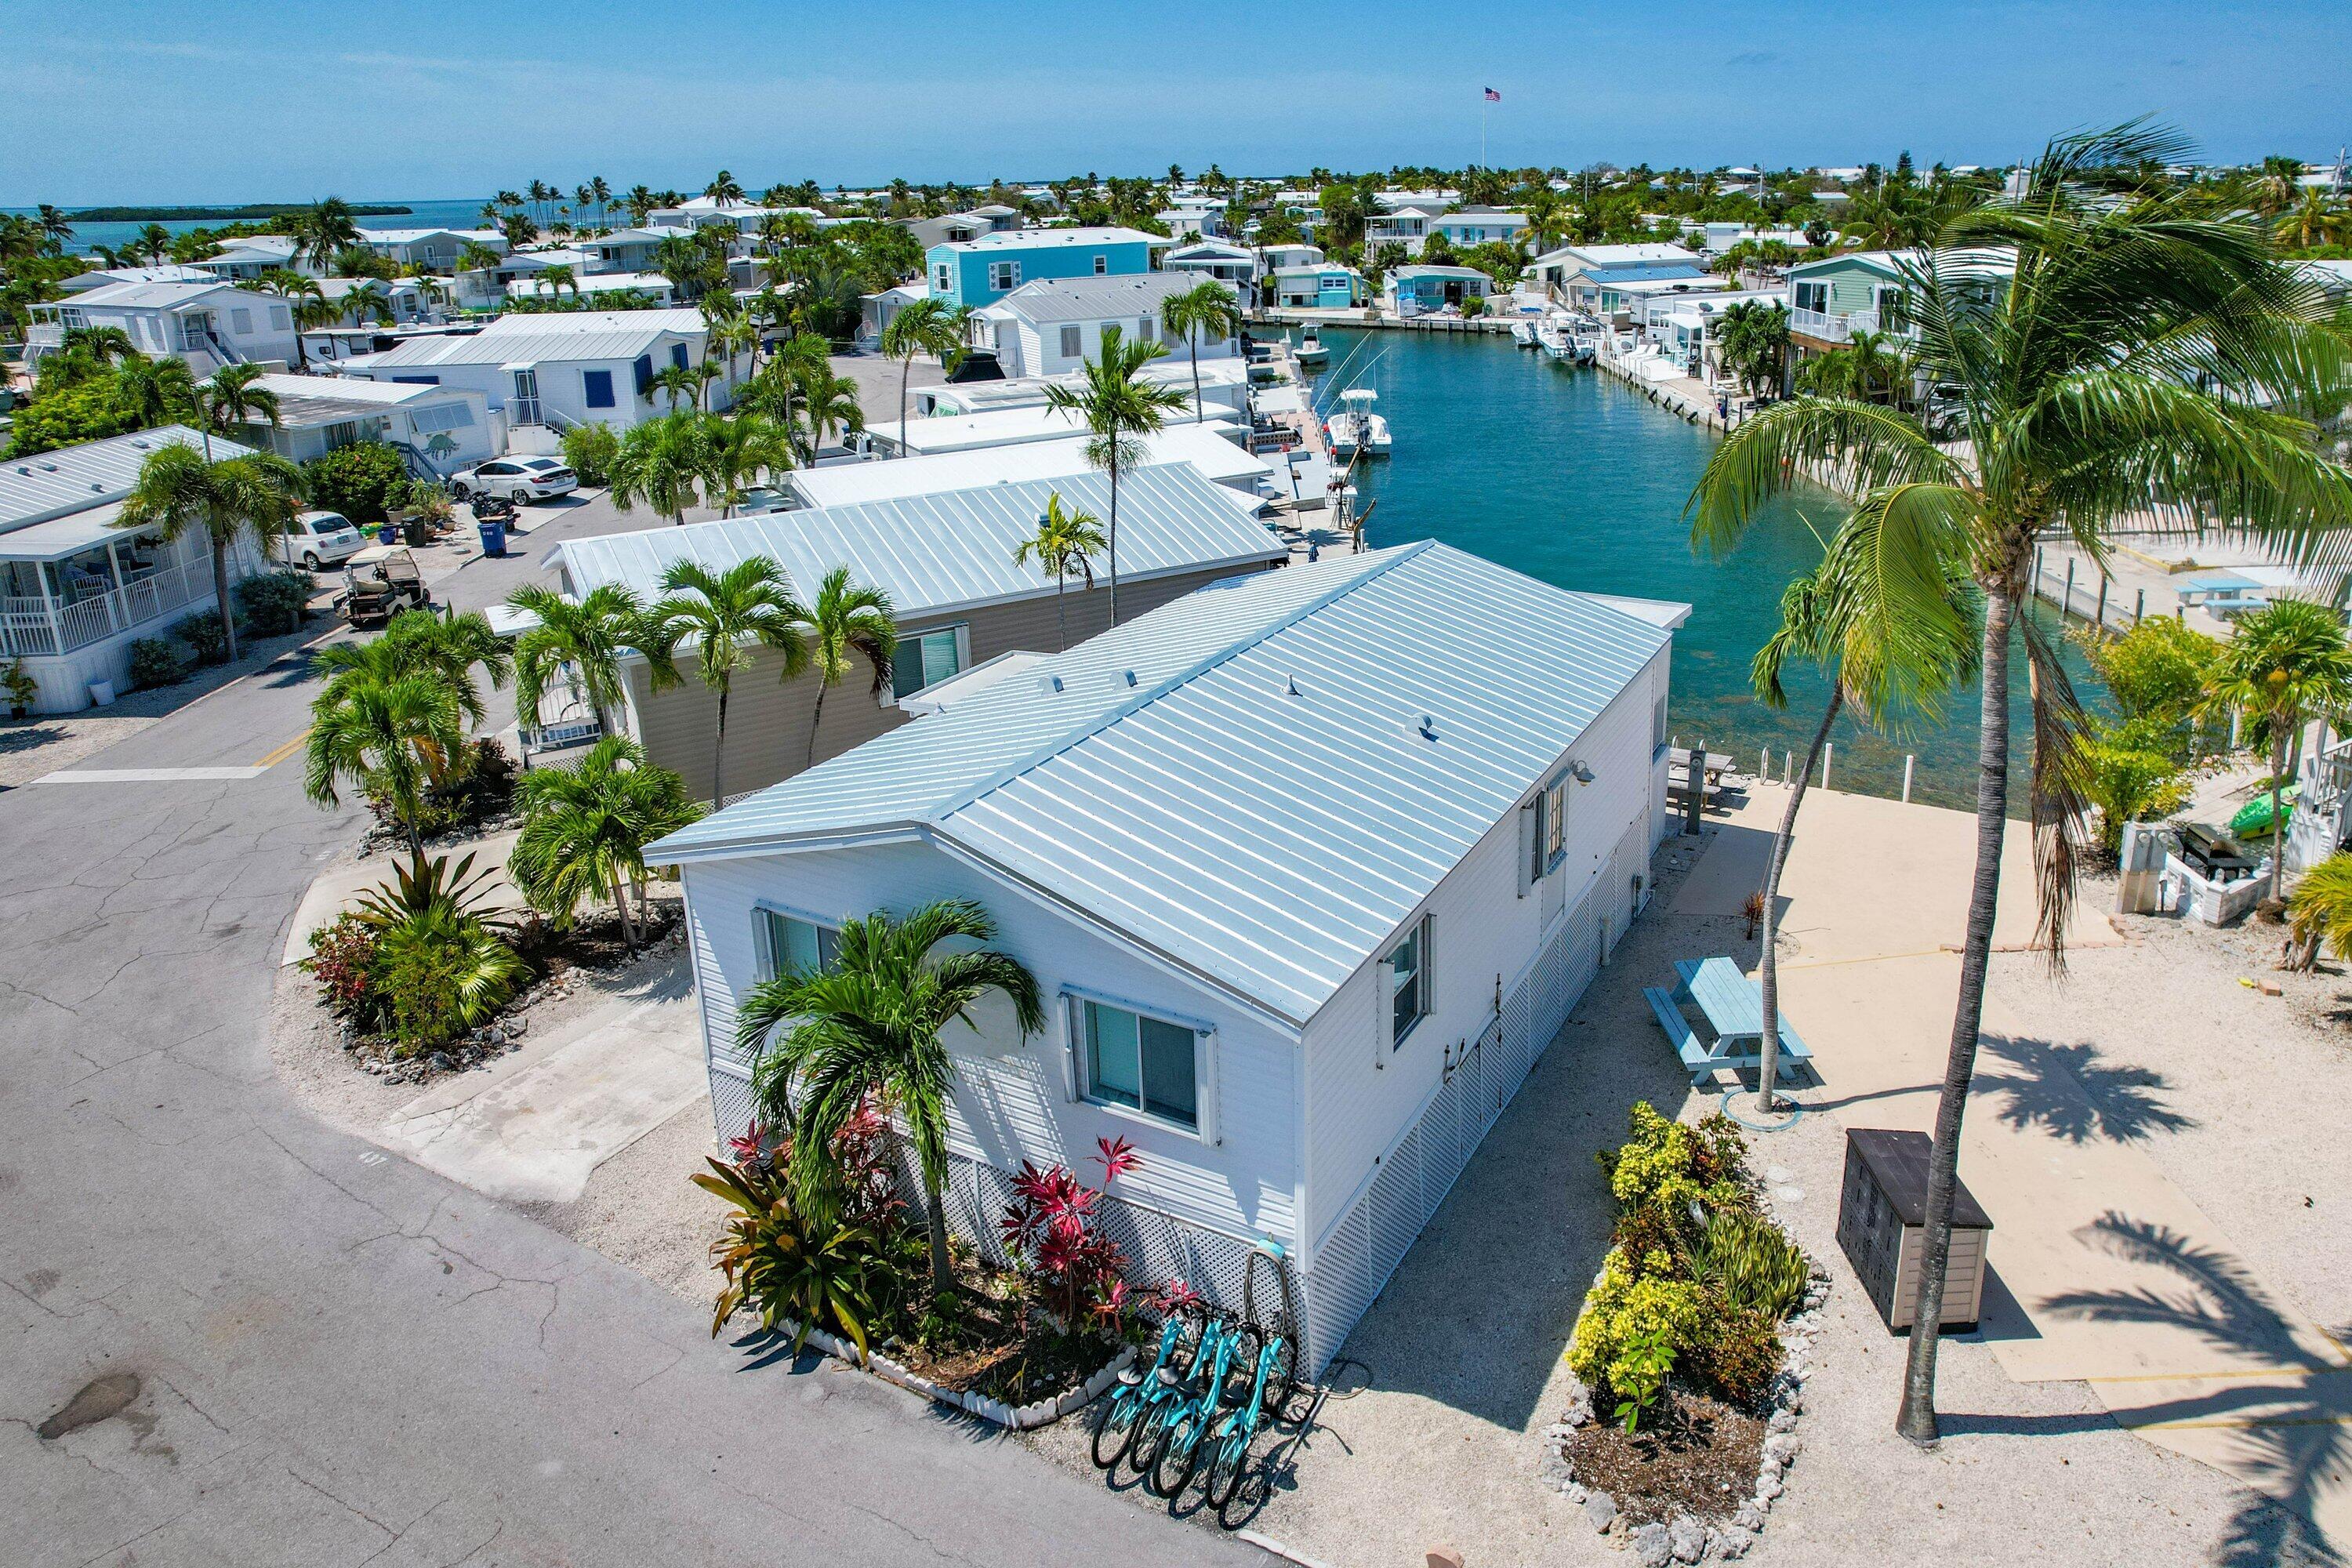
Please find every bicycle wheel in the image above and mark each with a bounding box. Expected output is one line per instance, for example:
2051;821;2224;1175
1149;1410;1207;1499
1265;1333;1302;1421
1091;1390;1140;1471
1203;1428;1250;1510
1128;1398;1178;1481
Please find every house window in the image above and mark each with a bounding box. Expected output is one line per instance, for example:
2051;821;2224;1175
1059;325;1082;358
230;307;252;335
988;260;1021;292
1388;916;1432;1046
633;354;654;397
1530;775;1568;880
583;368;615;408
269;306;290;331
757;908;840;981
670;342;689;371
1793;280;1828;314
1093;254;1108;275
1136;317;1154;343
1081;999;1199;1131
934;265;953;292
891;626;964;698
1652;695;1669;757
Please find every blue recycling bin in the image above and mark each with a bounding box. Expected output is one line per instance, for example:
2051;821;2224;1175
476;517;507;556
377;521;399;544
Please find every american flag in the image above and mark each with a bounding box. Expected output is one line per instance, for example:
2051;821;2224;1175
1483;87;1501;101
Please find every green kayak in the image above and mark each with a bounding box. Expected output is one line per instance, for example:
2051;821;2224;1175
2230;786;2299;839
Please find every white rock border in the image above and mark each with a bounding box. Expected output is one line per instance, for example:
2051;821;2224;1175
764;1316;1136;1431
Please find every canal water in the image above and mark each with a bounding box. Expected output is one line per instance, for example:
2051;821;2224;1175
1312;325;2099;812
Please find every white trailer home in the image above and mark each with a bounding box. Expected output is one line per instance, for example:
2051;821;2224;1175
649;542;1686;1370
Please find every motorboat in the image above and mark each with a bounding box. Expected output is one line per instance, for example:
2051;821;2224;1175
1327;387;1392;457
1535;314;1578;361
1295;325;1329;367
1510;319;1539;348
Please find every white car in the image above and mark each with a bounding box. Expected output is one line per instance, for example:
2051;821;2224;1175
452;456;578;504
277;510;368;571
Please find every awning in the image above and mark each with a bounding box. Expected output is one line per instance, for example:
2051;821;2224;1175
0;502;158;562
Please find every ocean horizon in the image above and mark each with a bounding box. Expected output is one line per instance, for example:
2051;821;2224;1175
5;198;497;256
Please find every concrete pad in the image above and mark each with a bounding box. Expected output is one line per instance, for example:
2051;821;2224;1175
280;830;524;967
375;968;702;1204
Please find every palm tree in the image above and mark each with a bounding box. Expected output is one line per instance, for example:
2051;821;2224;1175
250;270;324;371
297;197;361;271
2285;851;2352;970
314;607;511;731
737;899;1044;1293
625;184;655;226
650;361;704;411
651;557;811;804
116;445;304;663
197;363;281;455
590;176;613;232
879;296;968;455
2200;599;2352;902
34;203;72;252
1688;121;2352;1444
608;411;713;525
1160;279;1242;423
510;735;702;951
1012;491;1106;650
1042;327;1187;625
1746;514;1978;1109
792;365;866;463
508;583;671;737
2276;187;2350;252
304;671;466;858
110;354;199;430
701;412;795;517
706;170;746;204
793;567;895;771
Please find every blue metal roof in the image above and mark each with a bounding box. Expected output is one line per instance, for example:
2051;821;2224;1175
651;542;1675;1025
546;465;1283;621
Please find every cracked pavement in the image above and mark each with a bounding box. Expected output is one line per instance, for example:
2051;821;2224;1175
0;494;1265;1567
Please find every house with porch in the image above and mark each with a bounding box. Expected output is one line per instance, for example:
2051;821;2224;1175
1161;239;1257;288
314;275;437;325
926;227;1160;310
336;307;724;448
226;376;499;475
1381;265;1493;317
1272;264;1368;311
974;272;1236;379
902;206;1025;251
1525;242;1715;312
187;235;307;282
539;464;1290;801
26;280;299;379
354;228;507;271
1784;248;2013;362
645;541;1685;1373
0;426;265;713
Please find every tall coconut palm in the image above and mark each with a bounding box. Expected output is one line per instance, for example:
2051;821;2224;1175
197;363;281;456
792;567;895;771
701;412;795;517
2276;188;2350;252
1043;327;1187;625
706;169;746;204
507;583;673;736
1744;512;1979;1110
608;410;713;525
590;176;613;232
115;445;304;663
738;899;1044;1293
510;735;703;950
1688;120;2352;1444
2200;598;2352;902
651;557;811;804
304;670;466;858
1012;491;1106;651
1160;279;1242;423
297;197;361;271
879;296;969;455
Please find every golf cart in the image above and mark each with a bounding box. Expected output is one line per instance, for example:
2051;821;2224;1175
339;546;428;629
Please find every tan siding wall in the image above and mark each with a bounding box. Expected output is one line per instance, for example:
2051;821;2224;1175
628;558;1283;802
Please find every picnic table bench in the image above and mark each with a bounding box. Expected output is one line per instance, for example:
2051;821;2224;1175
1643;956;1813;1088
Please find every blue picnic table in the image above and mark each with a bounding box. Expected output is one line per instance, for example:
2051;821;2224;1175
1642;956;1813;1088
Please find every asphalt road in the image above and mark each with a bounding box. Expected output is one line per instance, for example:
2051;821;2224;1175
0;493;1265;1567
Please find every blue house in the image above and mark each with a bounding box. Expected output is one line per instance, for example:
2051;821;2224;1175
1272;264;1367;310
925;226;1162;310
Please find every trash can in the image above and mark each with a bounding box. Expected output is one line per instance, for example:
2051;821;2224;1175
377;521;399;544
476;517;507;557
87;679;115;707
1837;1128;1993;1332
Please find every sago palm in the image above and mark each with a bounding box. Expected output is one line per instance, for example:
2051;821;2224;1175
1043;328;1186;625
1013;491;1106;650
793;567;895;771
651;557;811;804
2199;597;2352;902
736;899;1044;1294
1688;120;2352;1443
509;735;702;950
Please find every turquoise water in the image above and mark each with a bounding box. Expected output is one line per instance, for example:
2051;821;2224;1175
1316;327;2096;812
7;198;495;257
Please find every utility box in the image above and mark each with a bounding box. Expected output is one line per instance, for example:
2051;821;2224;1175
2115;822;2166;914
1838;1129;1993;1332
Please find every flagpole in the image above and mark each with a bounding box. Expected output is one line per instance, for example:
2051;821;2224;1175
1479;96;1487;171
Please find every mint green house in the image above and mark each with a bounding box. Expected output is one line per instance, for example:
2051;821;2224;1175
925;226;1162;310
1787;248;2013;347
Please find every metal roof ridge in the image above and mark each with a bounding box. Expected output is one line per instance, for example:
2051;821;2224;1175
926;540;1438;832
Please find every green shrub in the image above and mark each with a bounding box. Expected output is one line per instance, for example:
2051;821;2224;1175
1566;1246;1708;1403
2;656;38;711
560;423;621;487
173;610;229;666
2082;735;2193;855
1693;1207;1809;1319
302;441;413;524
236;571;312;637
302;912;386;1029
1683;1306;1784;1409
694;1154;883;1353
1597;1102;1749;1215
372;906;527;1051
126;637;185;689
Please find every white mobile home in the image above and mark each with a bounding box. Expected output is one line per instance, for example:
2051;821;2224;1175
786;427;1275;510
0;427;267;713
650;543;1685;1370
27;280;299;379
975;273;1240;381
227;376;499;475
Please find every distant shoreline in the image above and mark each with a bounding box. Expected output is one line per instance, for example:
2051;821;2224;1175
63;203;416;222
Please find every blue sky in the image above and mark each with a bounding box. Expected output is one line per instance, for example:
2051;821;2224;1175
5;0;2344;203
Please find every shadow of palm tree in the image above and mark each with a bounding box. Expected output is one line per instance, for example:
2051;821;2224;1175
1975;1036;2198;1145
2040;1213;2347;1566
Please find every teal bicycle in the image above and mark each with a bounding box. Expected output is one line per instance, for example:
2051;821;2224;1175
1202;1332;1287;1510
1143;1312;1261;1498
1089;1302;1207;1472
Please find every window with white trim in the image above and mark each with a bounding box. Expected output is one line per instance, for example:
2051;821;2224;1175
891;624;965;698
1530;775;1567;880
1388;915;1431;1046
1058;324;1082;358
1080;998;1199;1131
757;908;840;981
988;260;1021;291
934;265;953;292
1093;253;1108;275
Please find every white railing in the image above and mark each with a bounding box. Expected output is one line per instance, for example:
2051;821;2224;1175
1790;305;1918;344
0;558;214;658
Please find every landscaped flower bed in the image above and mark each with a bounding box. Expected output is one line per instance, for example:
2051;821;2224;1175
1534;1104;1824;1563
